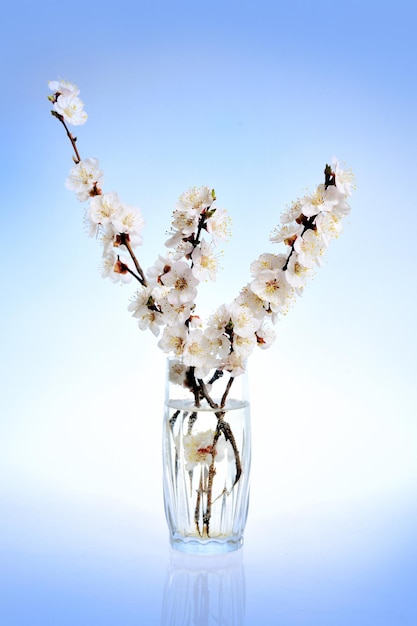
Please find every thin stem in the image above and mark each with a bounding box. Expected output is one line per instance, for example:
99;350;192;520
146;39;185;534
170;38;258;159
203;414;243;536
187;411;198;435
324;163;336;189
195;470;203;536
189;367;201;408
203;426;221;536
197;378;218;409
121;235;148;287
185;207;211;267
207;369;223;385
169;409;180;428
220;376;234;408
124;266;143;283
51;111;81;163
219;420;242;486
282;214;317;271
194;212;207;247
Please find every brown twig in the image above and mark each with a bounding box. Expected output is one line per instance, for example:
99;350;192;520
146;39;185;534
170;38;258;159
189;367;201;408
187;367;243;536
195;469;204;536
220;376;234;408
219;419;242;485
51;111;82;163
203;426;222;536
197;378;218;409
118;233;148;287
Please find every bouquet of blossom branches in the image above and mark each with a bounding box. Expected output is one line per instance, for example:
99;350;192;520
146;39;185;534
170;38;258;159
48;79;355;543
48;79;355;410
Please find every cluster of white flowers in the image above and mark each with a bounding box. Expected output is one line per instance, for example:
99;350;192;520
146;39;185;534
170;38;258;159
48;79;87;126
49;80;355;381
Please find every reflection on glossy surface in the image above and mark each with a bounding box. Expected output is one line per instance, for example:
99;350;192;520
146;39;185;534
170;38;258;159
161;548;245;625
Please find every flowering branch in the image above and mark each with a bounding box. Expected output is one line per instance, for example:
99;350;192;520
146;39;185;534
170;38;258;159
47;77;355;541
47;77;356;403
47;78;355;377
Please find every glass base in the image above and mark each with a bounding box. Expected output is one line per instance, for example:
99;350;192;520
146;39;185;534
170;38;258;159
169;533;244;555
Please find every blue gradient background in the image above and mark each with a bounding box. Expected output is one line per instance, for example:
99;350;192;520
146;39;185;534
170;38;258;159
2;1;417;624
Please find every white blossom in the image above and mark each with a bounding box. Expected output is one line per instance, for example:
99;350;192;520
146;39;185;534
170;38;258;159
99;223;118;255
284;253;311;290
232;332;257;359
165;210;198;249
206;207;231;245
180;430;226;471
222;352;247;377
315;211;343;245
111;203;145;247
137;310;164;336
177;186;214;212
255;322;276;349
233;286;267;320
161;261;199;306
229;301;262;338
250;253;286;278
48;79;80;97
207;333;231;360
299;184;339;218
146;253;175;286
327;186;352;218
101;250;132;284
128;288;164;336
89;191;122;228
191;240;219;282
270;222;303;245
293;229;328;268
65;158;103;202
53;93;87;126
171;209;198;236
158;296;195;326
280;199;303;224
182;329;212;369
169;360;189;386
332;158;356;197
158;324;188;356
205;304;232;340
127;286;154;314
250;269;293;308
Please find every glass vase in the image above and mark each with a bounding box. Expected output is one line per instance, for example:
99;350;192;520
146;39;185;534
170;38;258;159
162;358;251;554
